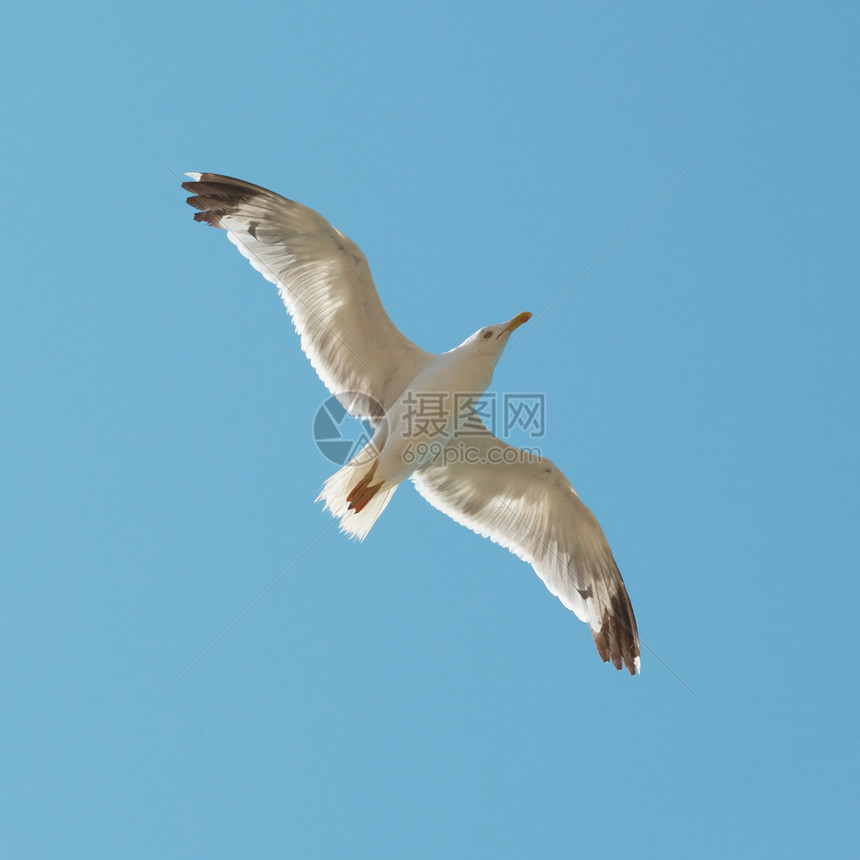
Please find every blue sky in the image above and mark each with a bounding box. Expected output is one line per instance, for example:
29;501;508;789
3;1;858;857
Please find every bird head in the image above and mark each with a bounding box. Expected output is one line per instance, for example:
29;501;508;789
466;311;533;354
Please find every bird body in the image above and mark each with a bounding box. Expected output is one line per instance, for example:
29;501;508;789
319;312;534;538
183;173;640;674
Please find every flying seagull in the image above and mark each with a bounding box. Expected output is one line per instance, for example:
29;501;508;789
182;173;640;674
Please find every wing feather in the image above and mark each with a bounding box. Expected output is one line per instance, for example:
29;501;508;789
183;173;434;418
412;426;640;673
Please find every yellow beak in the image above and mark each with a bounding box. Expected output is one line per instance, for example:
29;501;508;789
497;311;533;338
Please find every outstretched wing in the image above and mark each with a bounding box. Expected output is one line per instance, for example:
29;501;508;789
183;173;434;419
412;425;639;674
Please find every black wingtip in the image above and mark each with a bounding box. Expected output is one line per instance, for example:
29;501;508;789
592;590;640;675
181;173;278;231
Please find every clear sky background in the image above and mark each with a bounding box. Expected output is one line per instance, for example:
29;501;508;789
3;2;858;857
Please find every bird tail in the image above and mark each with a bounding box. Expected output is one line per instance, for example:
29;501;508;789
316;445;399;541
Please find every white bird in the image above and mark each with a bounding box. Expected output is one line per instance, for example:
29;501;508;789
183;173;640;674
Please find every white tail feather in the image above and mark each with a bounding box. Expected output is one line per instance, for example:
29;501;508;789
316;449;399;541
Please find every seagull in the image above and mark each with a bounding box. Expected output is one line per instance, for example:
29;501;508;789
182;173;640;674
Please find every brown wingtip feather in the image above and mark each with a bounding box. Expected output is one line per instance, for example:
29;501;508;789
591;590;640;675
182;173;276;230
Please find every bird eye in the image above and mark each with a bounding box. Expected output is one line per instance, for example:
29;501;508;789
483;330;493;339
